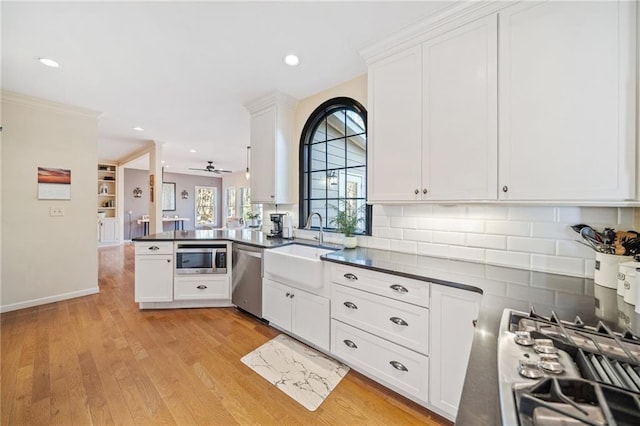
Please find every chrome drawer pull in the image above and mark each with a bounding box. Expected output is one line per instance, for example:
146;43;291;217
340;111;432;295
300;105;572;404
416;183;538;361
390;284;408;294
196;285;207;290
286;292;291;297
390;361;408;372
343;301;358;310
149;246;160;251
390;317;408;326
343;339;358;349
343;273;358;281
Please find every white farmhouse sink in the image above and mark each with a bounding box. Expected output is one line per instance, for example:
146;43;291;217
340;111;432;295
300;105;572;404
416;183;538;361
263;244;336;290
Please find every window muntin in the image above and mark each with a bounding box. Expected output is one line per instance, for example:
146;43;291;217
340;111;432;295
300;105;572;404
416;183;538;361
299;98;370;234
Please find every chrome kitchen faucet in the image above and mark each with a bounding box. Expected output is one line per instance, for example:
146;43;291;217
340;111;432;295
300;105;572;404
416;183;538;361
304;212;323;244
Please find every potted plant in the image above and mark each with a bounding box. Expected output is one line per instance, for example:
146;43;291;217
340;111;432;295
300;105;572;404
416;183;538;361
246;211;260;227
329;201;364;248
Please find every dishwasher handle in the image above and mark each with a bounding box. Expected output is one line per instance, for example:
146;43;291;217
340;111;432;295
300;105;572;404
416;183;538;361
237;249;262;259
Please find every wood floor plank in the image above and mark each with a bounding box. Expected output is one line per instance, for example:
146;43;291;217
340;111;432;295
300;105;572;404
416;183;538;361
1;244;452;426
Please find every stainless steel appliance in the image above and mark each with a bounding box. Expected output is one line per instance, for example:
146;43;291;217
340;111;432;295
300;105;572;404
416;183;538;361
498;308;640;425
232;243;264;318
267;213;285;238
175;243;227;275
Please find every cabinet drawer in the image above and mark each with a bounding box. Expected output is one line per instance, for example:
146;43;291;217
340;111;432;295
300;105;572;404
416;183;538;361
174;276;230;300
135;241;173;255
330;264;429;307
332;320;428;403
332;284;429;354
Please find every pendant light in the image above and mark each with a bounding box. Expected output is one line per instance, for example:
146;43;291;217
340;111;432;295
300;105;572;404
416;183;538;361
245;146;251;180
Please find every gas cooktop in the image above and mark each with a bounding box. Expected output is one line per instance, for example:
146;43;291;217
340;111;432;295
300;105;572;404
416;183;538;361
498;308;640;425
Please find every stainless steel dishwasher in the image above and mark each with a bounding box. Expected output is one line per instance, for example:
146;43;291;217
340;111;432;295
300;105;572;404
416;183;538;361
231;243;264;319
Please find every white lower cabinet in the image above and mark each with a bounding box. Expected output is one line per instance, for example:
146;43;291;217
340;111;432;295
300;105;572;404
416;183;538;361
429;284;481;420
97;217;119;245
332;320;429;403
262;278;330;351
134;242;174;303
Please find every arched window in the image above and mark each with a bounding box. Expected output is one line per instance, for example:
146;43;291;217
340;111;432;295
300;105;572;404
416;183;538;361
299;97;371;235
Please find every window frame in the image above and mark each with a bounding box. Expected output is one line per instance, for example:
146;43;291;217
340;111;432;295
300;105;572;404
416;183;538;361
298;97;371;235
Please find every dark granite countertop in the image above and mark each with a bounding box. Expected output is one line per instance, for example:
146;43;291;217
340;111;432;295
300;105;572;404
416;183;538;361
322;247;640;425
133;233;640;424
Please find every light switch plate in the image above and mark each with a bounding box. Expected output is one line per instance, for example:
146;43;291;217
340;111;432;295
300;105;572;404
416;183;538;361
50;207;64;216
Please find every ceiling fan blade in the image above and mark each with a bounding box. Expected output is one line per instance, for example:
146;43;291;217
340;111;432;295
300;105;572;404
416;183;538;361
216;169;232;173
188;168;207;171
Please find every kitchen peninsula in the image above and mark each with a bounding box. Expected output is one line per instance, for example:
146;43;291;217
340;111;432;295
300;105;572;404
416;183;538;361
132;230;640;423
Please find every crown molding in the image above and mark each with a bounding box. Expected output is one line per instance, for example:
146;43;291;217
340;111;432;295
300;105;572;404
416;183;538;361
244;90;298;114
1;90;101;118
360;0;509;64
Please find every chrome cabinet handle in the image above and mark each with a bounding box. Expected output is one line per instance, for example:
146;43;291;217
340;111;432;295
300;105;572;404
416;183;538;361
343;301;358;310
414;189;419;195
343;339;358;349
166;259;170;263
390;361;408;372
149;246;160;251
196;285;207;290
389;284;408;294
472;319;478;328
422;188;427;194
390;317;408;326
286;292;291;297
502;185;508;193
290;293;294;299
343;273;358;281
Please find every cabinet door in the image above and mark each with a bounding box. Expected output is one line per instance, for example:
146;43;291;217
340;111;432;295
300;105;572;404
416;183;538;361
422;15;497;200
368;46;423;202
498;1;636;201
134;255;173;302
262;278;291;330
291;289;330;351
250;105;277;203
429;285;481;420
102;218;119;243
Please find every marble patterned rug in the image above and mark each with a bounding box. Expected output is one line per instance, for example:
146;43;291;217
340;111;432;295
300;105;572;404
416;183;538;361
240;334;349;411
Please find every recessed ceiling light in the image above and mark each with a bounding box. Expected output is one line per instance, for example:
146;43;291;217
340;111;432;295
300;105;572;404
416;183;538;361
133;126;144;132
283;54;300;66
37;57;60;68
189;149;196;153
161;160;166;164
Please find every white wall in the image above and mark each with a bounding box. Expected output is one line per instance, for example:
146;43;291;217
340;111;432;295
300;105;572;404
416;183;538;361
1;91;99;312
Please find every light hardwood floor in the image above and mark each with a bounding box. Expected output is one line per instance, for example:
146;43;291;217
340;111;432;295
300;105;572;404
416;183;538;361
1;244;451;425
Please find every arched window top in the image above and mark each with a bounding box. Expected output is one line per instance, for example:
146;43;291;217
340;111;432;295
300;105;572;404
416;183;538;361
299;97;370;235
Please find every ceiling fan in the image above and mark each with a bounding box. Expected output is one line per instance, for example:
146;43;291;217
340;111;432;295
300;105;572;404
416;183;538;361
188;161;232;174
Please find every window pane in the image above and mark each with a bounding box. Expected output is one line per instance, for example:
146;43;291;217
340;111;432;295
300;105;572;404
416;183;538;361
326;110;346;140
310;142;326;172
345;167;366;199
309;200;327;228
347;135;366;167
226;187;236;218
327;139;346;169
312;119;327;143
310;171;327;199
346;110;365;136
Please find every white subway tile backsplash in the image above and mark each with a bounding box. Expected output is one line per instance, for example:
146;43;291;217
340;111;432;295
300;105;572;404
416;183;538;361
466;233;507;250
507;236;555;255
447;245;485;262
508;207;556;222
403;229;433;242
531;222;574;240
485;220;530;236
365;204;626;278
531;254;585;277
417;242;450;258
432;231;466;245
486;250;531;269
390;239;417;254
390;216;417;229
373;227;403;239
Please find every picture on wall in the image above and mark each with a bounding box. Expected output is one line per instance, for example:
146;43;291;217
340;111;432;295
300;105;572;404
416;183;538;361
37;166;71;199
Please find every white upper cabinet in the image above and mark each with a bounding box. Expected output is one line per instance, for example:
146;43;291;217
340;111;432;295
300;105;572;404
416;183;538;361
246;92;297;204
422;14;497;200
368;46;423;202
498;1;636;201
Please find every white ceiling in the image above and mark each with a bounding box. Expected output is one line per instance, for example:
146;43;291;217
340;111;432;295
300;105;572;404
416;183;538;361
2;1;452;175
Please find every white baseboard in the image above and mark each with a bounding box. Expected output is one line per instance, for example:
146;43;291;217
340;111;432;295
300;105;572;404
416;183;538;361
0;287;100;313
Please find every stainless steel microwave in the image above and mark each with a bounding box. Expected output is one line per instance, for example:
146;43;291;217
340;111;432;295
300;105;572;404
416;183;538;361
175;243;227;275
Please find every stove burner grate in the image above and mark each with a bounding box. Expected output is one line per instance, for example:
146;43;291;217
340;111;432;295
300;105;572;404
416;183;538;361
515;377;640;426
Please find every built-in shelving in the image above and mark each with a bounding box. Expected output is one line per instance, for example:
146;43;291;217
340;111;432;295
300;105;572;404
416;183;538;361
97;163;117;218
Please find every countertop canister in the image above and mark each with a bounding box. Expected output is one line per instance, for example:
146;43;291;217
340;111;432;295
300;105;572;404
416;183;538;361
594;252;632;289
